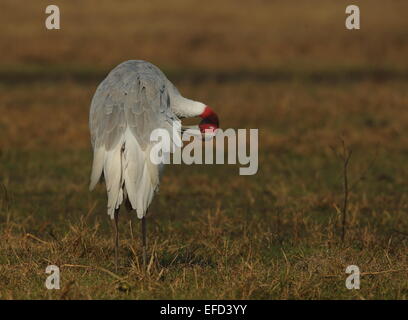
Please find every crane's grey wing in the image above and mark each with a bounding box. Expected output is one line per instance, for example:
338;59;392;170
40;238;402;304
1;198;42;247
90;64;178;151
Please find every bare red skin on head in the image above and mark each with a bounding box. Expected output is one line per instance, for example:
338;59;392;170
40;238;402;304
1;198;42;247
199;106;219;133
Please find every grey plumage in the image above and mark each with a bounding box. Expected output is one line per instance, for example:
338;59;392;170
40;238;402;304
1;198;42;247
90;60;179;151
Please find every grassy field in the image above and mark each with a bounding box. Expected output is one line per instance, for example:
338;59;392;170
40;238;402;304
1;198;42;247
1;0;408;299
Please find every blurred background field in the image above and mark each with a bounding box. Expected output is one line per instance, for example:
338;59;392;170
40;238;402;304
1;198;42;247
1;0;408;299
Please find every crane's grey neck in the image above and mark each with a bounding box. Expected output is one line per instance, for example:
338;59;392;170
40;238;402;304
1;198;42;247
171;96;206;119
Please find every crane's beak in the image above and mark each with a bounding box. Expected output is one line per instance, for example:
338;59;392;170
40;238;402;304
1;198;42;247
181;106;219;141
199;106;219;133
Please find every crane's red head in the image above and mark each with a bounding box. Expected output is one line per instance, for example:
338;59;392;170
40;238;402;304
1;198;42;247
199;106;219;133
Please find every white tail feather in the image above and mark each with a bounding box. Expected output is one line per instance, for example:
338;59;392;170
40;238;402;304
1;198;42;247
103;142;124;219
90;130;161;219
123;129;158;219
89;129;159;219
89;147;105;191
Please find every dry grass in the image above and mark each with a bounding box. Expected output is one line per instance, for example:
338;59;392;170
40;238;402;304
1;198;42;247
1;0;408;299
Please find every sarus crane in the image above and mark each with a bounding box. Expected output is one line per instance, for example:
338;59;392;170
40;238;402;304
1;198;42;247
89;60;219;270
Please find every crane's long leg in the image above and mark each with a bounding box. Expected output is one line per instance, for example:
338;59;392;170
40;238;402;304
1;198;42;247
114;208;120;272
141;216;147;269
